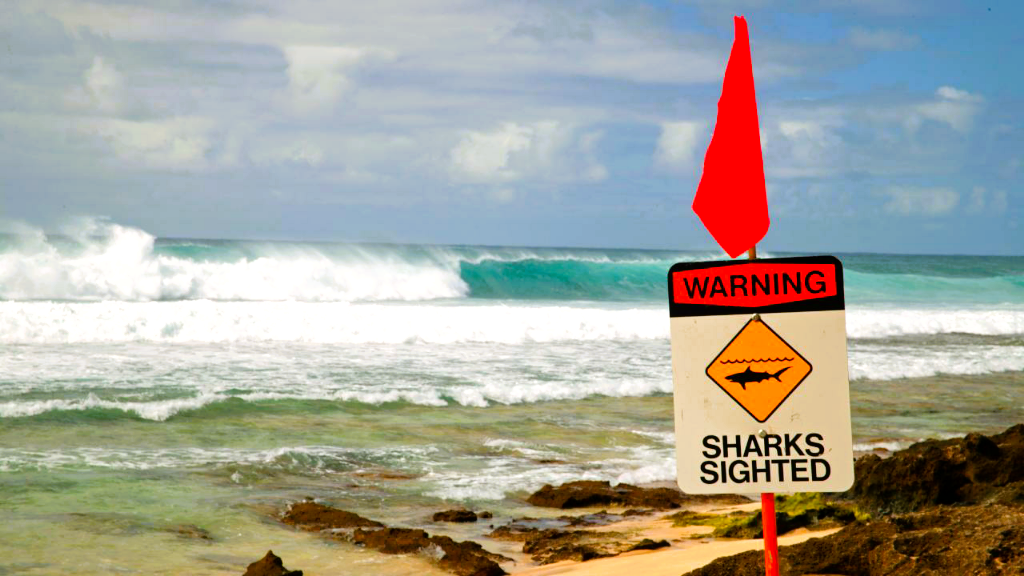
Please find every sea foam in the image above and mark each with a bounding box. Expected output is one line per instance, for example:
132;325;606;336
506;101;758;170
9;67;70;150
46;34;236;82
0;301;666;344
0;300;1020;345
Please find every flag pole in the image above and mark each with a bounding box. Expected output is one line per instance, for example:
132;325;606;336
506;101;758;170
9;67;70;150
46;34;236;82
748;244;778;576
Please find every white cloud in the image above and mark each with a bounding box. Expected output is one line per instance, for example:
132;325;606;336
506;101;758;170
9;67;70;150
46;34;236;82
880;186;959;216
759;86;985;182
907;86;983;133
450;122;534;183
449;121;607;186
771;118;844;178
65;56;125;114
281;45;393;116
37;1;799;87
76;116;217;171
848;27;919;50
654;121;705;173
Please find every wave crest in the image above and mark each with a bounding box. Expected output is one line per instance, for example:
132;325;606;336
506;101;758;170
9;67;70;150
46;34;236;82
0;219;469;302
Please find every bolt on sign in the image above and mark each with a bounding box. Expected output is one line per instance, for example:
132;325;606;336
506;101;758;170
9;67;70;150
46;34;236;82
668;255;854;494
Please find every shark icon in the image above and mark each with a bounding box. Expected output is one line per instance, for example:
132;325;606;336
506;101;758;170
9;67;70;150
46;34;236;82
725;366;790;390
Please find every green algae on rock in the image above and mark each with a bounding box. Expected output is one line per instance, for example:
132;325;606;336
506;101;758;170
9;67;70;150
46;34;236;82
670;493;865;539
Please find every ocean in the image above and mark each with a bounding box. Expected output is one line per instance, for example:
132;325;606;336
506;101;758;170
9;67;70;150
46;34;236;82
1;222;1022;574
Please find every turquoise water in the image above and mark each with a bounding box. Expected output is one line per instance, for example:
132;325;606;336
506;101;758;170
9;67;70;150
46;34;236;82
0;222;1022;574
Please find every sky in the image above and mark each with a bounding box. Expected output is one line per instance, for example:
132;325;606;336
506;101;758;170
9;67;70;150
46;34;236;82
0;0;1021;255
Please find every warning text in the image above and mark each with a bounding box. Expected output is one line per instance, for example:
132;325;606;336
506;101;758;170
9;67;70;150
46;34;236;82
672;262;837;308
698;433;832;485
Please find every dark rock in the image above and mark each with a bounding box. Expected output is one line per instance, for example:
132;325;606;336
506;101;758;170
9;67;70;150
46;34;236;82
627;538;670;551
559;511;622;527
434;509;478;523
488;522;630;565
622;508;653;516
526;480;747;510
350;528;508;576
242;551;302;576
280;501;384;531
521;529;612;564
282;502;508;576
351;527;432;554
169;523;213;541
431;535;510;576
541;544;609;563
846;424;1024;514
487;523;543;543
685;504;1024;576
479;511;493;519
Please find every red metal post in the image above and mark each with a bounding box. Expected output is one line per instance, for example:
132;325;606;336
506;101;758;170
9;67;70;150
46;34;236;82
761;492;779;576
748;250;776;576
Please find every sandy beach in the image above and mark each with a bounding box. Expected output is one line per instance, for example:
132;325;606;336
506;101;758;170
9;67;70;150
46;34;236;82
513;528;840;576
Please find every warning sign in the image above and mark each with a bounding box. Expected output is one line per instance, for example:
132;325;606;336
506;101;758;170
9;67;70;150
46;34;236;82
668;256;853;494
705;317;812;423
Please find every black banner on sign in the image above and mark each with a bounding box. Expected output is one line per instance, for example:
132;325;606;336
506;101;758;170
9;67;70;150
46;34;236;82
668;255;845;318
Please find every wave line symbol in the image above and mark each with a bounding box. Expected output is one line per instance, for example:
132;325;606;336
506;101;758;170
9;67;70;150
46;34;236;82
719;357;795;364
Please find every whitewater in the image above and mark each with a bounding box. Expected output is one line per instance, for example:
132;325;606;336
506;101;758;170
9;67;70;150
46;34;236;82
0;221;1022;423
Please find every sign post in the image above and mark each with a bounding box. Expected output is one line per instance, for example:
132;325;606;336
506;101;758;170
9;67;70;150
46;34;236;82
667;255;854;571
747;245;779;576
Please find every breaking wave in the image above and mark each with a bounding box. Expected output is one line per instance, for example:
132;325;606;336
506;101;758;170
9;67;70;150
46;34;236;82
0;220;1021;306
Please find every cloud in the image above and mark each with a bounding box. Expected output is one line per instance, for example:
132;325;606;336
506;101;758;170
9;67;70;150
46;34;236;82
281;45;392;116
449;121;607;186
768;117;845;178
654;121;706;173
37;0;802;87
759;86;985;182
450;123;534;183
75;116;218;171
907;86;983;134
847;27;919;50
879;186;959;216
65;56;126;114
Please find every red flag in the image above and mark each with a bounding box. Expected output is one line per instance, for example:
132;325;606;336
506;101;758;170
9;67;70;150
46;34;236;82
692;16;769;258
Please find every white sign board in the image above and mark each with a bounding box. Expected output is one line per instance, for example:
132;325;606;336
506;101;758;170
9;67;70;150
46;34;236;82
668;256;854;494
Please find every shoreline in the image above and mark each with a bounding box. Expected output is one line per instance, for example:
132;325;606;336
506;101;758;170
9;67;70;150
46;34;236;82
243;423;1024;576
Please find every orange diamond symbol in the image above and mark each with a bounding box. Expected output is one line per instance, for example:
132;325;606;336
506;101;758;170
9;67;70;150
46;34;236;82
706;317;812;423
